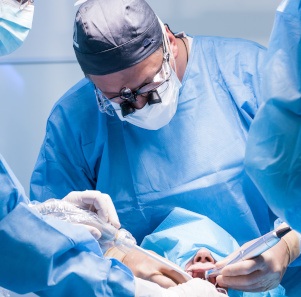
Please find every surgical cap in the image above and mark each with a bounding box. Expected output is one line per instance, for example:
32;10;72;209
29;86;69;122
141;208;240;269
73;0;163;75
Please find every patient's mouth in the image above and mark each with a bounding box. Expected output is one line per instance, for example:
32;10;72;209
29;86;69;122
186;262;215;279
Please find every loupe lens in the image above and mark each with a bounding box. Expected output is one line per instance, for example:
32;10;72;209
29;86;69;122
120;87;137;103
147;90;162;105
120;101;135;117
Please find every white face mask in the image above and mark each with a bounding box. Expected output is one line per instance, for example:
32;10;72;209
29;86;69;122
0;0;34;56
111;69;181;130
109;17;182;130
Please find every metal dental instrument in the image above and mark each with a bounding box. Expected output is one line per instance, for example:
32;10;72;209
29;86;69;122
205;226;292;279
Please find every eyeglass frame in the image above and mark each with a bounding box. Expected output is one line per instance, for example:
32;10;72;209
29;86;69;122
105;51;171;102
94;33;173;115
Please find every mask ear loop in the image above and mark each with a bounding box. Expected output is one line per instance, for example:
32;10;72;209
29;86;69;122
157;17;177;75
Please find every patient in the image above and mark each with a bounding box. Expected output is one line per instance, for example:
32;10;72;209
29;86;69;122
141;207;287;297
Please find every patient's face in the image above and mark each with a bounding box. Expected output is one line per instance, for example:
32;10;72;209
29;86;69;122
184;248;216;280
185;248;228;293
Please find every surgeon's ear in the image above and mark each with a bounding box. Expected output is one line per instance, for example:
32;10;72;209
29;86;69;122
164;25;179;59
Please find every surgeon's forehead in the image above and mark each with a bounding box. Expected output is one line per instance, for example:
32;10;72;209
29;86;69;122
90;48;163;94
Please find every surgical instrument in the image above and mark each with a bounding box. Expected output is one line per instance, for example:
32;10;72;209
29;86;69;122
205;226;292;279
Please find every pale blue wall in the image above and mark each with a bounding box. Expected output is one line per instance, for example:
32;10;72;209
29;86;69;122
148;0;281;46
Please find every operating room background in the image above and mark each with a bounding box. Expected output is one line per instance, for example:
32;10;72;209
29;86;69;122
0;1;280;295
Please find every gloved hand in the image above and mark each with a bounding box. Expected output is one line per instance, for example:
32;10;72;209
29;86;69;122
31;190;120;241
15;0;34;5
63;190;120;229
105;247;191;288
135;277;227;297
215;223;300;292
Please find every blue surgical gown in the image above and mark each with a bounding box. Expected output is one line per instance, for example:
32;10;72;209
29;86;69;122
0;154;135;296
245;0;301;232
30;35;300;292
31;36;268;244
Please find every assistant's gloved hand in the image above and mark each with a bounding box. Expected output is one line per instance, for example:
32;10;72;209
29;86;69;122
30;190;120;241
63;190;121;229
135;277;226;297
106;247;191;288
215;224;300;292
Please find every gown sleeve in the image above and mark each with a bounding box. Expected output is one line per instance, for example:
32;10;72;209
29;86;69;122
245;0;301;235
245;0;301;265
0;155;135;296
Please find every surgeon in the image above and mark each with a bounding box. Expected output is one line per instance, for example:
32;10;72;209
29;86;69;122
0;1;227;296
245;0;301;231
30;0;301;295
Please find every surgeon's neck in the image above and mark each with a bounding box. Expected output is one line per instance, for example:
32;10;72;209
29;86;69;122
175;37;189;82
